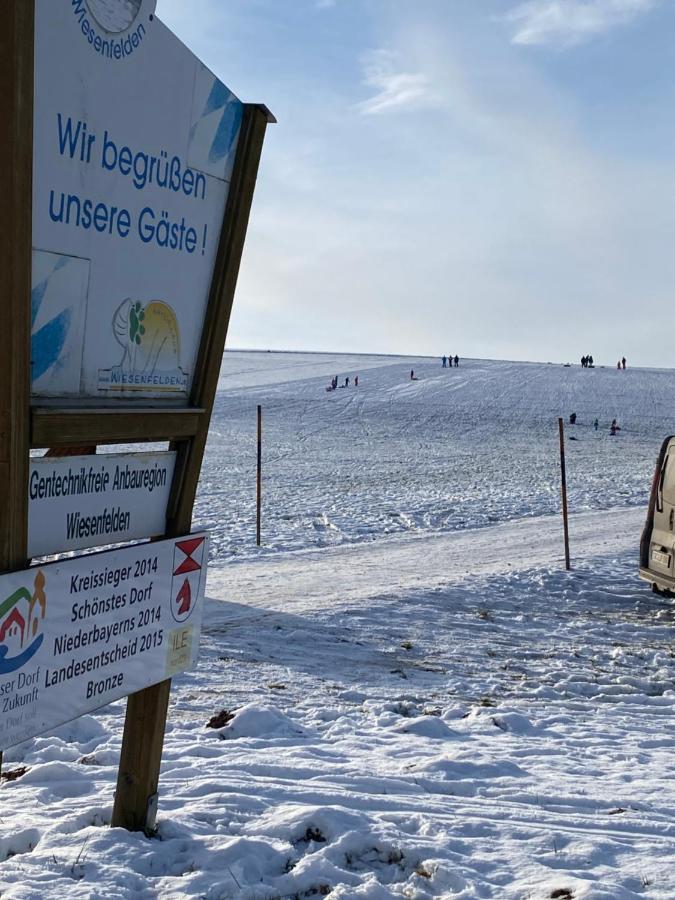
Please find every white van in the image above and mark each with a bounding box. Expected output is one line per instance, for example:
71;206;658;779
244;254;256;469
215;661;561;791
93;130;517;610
640;436;675;593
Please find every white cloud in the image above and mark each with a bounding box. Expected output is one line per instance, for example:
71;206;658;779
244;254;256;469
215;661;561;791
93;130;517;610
157;0;675;365
357;48;439;115
507;0;659;46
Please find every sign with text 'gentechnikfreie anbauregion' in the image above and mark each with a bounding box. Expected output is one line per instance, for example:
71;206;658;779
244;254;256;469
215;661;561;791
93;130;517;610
32;0;244;400
28;451;176;557
0;533;207;751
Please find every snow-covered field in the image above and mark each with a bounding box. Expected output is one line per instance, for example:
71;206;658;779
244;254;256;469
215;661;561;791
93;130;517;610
2;353;675;899
200;353;669;560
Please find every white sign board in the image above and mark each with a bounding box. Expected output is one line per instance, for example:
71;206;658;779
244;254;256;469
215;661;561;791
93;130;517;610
28;451;176;557
32;0;244;400
0;532;208;751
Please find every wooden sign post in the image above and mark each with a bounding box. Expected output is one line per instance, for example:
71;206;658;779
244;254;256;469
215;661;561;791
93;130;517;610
0;1;34;779
1;0;273;832
113;105;272;830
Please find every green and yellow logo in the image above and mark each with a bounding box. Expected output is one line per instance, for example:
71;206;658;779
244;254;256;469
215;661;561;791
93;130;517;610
98;298;188;393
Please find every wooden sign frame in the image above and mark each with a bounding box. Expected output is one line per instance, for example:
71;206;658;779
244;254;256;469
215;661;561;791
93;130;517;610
1;1;274;831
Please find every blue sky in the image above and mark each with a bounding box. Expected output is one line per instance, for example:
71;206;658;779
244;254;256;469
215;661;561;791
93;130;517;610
157;0;675;366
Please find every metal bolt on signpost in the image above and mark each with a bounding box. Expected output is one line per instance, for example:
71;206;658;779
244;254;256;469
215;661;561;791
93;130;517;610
558;417;571;571
256;405;262;546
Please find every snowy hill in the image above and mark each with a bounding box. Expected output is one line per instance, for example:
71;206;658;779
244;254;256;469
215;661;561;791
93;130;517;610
200;352;667;559
1;352;675;899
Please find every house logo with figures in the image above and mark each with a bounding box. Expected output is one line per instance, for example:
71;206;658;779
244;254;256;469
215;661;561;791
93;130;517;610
0;572;47;675
72;1;157;60
98;298;189;393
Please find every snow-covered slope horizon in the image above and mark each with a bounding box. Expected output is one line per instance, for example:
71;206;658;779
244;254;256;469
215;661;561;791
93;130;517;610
224;347;674;374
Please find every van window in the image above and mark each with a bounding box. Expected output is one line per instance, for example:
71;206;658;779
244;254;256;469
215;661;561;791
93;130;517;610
662;454;675;505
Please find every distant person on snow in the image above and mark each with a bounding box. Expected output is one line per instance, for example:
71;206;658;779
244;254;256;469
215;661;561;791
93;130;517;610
569;412;577;425
581;355;586;368
442;355;447;368
345;377;349;387
410;369;414;380
454;355;459;367
622;356;626;370
588;355;594;367
355;375;359;387
594;418;599;431
617;361;621;370
610;418;621;436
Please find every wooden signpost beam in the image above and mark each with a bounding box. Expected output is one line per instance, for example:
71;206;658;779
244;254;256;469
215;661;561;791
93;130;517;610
0;1;34;776
31;407;205;449
0;1;32;566
167;104;273;532
111;103;274;832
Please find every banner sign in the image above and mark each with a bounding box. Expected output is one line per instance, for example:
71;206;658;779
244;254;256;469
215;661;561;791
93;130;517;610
32;0;244;400
0;532;208;751
28;451;176;557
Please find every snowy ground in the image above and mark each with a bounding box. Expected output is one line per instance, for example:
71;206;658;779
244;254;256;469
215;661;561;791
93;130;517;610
2;353;675;899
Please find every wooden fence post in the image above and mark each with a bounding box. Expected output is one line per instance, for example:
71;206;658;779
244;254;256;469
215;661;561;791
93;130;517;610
558;417;571;571
257;405;262;546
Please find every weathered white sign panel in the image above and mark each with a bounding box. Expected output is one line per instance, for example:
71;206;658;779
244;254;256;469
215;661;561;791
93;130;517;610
0;533;207;751
28;451;176;557
32;0;244;400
